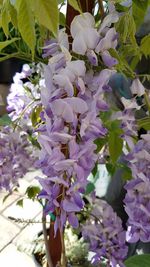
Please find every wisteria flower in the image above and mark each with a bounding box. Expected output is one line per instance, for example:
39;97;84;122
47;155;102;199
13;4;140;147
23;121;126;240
82;200;128;267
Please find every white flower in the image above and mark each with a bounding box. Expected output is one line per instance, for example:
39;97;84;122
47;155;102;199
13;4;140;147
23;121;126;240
71;13;99;55
121;97;140;109
96;28;117;53
130;78;145;96
71;13;95;37
99;3;119;34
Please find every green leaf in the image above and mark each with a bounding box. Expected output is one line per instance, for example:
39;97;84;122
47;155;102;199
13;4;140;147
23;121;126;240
108;132;123;164
16;199;24;207
58;0;65;4
116;12;136;44
0;38;19;51
0;114;11;126
109;48;135;78
137;117;150;130
106;163;116;176
124;254;150;267
8;1;18;28
28;133;41;149
0;52;19;62
132;0;149;28
3;192;12;203
110;120;123;133
120;164;132;181
141;34;150;57
59;11;66;26
68;0;82;13
16;0;35;57
25;186;40;200
94;137;107;153
92;163;98;177
30;105;42;127
33;0;59;36
1;5;10;36
85;182;95;195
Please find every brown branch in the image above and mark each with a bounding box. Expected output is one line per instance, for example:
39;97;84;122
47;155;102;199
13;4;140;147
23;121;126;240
42;212;54;267
98;0;105;19
60;229;67;267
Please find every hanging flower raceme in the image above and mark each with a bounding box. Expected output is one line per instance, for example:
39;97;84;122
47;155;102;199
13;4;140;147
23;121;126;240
124;134;150;243
7;63;41;129
82;200;128;267
70;12;119;68
35;11;121;234
0;126;36;191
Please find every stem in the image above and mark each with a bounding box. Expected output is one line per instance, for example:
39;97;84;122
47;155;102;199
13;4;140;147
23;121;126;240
98;0;105;19
42;212;54;267
60;229;67;267
13;98;40;131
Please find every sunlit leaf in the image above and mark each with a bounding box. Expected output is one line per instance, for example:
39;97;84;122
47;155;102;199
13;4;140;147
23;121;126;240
30;105;42;127
16;0;35;57
140;34;150;57
33;0;59;36
68;0;82;13
1;6;10;36
116;12;136;44
8;1;18;28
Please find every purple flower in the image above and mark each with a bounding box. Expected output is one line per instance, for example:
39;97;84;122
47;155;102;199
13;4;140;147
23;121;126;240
42;29;69;58
0;127;36;191
82;200;128;267
95;28;118;53
124;135;150;243
35;12;118;236
71;13;99;55
101;51;118;68
7;64;41;128
86;49;98;66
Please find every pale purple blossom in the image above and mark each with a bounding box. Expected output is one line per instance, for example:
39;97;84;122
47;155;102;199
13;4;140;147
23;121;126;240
42;29;69;58
124;135;150;243
130;78;145;96
23;12;121;236
71;13;99;55
0;127;36;191
82;200;128;267
7;64;41;128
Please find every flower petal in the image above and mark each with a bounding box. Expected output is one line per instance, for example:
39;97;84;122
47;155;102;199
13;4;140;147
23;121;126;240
130;78;145;96
62;199;81;212
71;12;95;38
68;212;79;228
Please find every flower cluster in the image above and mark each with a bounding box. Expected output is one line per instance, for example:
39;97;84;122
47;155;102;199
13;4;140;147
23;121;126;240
124;134;150;243
5;3;150;266
82;199;128;267
36;11;121;234
111;76;146;149
7;63;41;129
0;127;36;191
